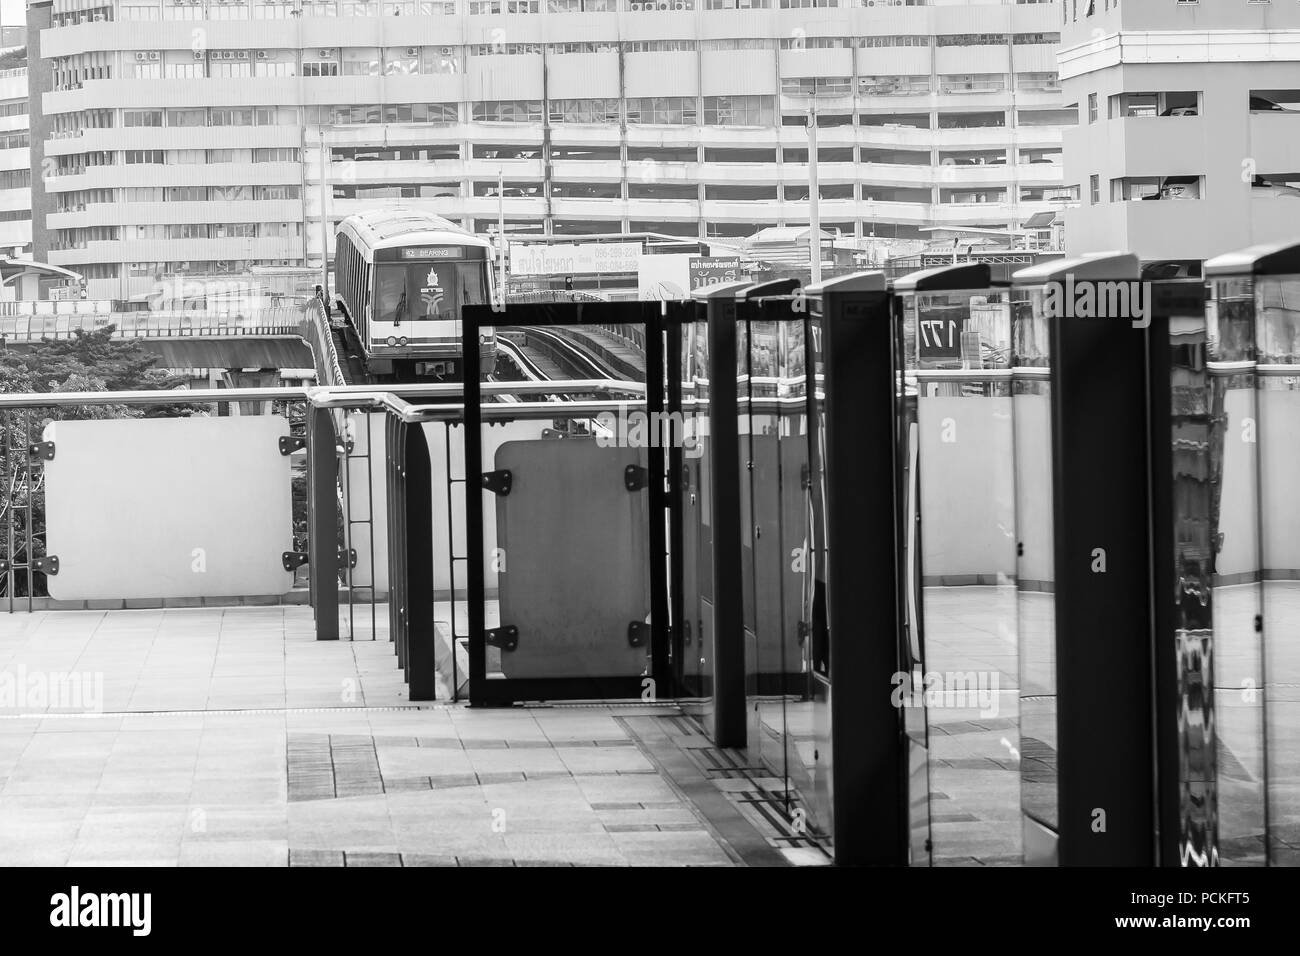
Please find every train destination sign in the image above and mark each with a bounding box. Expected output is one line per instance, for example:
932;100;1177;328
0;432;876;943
400;246;466;259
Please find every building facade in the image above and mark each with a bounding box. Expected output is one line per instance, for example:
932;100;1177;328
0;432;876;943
1059;0;1300;263
0;66;31;257
33;0;1074;300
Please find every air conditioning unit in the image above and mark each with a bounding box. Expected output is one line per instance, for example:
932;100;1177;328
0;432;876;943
673;0;687;7
319;49;335;59
256;50;268;59
135;52;148;62
92;14;105;20
236;50;248;59
149;51;160;60
440;46;453;55
194;51;205;59
405;47;418;57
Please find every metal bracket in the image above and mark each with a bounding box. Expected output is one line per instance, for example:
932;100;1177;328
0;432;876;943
628;621;650;648
481;469;513;496
338;548;357;569
29;441;55;462
485;624;519;652
624;464;648;492
32;555;59;575
282;551;309;571
279;435;307;456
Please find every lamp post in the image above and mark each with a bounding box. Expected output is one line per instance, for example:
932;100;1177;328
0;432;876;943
497;167;507;305
806;104;822;285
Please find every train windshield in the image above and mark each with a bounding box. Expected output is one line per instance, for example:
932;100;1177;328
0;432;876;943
374;260;488;326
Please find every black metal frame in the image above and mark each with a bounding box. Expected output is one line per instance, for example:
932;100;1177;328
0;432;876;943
460;301;669;706
384;414;438;700
810;274;910;866
1029;257;1157;866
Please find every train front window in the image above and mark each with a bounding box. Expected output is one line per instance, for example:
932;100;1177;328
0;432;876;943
374;260;487;326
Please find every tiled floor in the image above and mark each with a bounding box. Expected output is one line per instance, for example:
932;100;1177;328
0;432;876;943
0;607;754;867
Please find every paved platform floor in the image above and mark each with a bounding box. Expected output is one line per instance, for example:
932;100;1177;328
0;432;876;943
0;607;805;867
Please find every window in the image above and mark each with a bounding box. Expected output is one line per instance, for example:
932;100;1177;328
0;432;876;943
1088;93;1098;123
625;97;698;125
702;95;774;126
1013;33;1060;45
549;99;620;124
302;61;340;78
211;109;254;127
167;186;206;202
256;185;302;200
937;34;1007;47
167;109;207;127
253;148;299;163
779;37;846;49
124;150;164;164
781;77;852;96
858;36;929;48
1090;174;1100;204
1111;175;1203;201
472;101;544;123
860;75;930;95
1110;91;1200;117
123;110;163;127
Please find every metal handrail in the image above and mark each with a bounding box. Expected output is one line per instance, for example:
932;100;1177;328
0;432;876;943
0;379;647;411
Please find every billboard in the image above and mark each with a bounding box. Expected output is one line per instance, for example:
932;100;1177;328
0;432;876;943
509;241;642;277
638;255;743;300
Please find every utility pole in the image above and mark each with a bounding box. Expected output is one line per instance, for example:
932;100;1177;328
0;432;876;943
806;104;822;286
318;129;330;298
497;167;507;306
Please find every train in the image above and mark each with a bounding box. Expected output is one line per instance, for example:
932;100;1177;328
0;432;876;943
330;208;497;381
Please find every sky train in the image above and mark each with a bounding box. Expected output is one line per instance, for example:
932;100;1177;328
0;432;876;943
331;208;497;381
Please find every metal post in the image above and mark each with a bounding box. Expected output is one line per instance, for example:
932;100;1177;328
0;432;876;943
318;130;330;297
704;287;746;747
497;167;507;306
807;104;822;287
402;422;436;701
809;272;907;865
308;405;339;640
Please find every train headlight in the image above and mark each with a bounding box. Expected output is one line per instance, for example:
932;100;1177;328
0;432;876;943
386;336;398;347
398;336;408;347
479;334;490;344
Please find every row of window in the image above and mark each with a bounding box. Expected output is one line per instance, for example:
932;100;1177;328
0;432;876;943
52;221;303;249
56;33;1062;81
51;148;301;174
332;142;1062;164
56;0;1043;27
54;185;302;210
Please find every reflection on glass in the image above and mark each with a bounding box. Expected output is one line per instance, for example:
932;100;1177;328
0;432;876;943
1012;287;1058;849
1169;300;1221;866
680;318;712;701
1205;278;1266;865
478;322;651;687
905;289;1019;865
1252;275;1300;866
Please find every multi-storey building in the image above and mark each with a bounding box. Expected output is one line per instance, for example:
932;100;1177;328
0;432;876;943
0;65;31;257
31;0;1075;300
1060;0;1300;263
